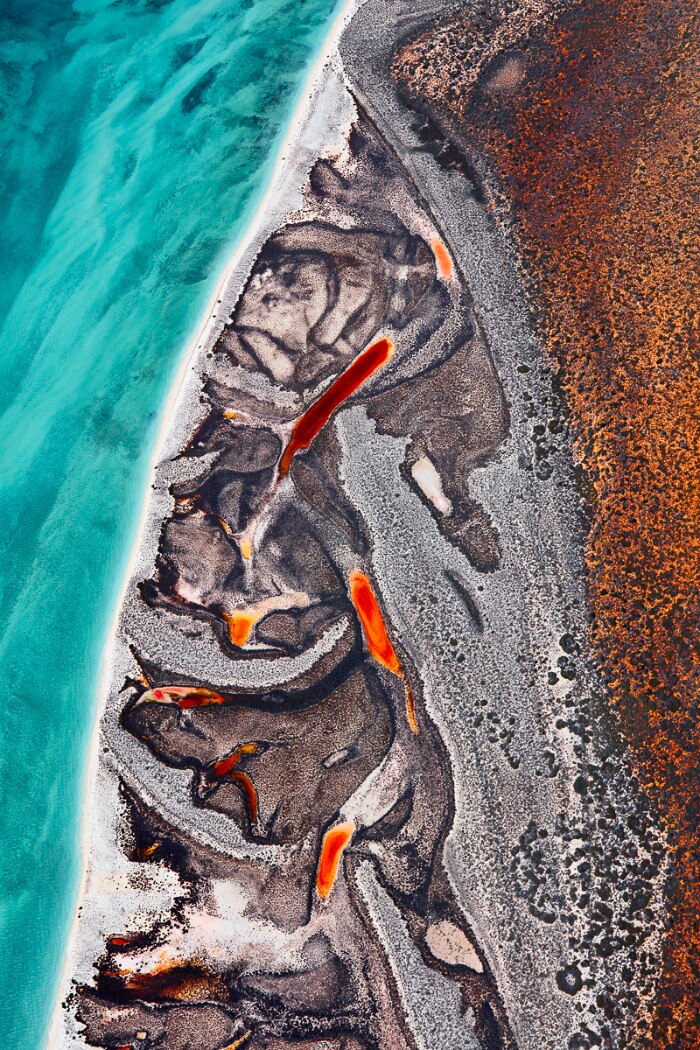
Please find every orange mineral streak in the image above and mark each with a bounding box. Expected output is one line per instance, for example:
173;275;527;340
278;337;394;478
237;533;253;561
349;569;419;734
431;236;453;280
394;2;700;1044
316;820;355;899
212;743;258;779
210;745;259;822
349;570;401;675
229;771;259;824
223;611;258;647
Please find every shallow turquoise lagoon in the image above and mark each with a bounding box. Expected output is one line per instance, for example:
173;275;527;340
0;0;341;1042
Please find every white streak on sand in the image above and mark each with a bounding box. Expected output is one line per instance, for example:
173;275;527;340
48;1;358;1044
411;454;453;515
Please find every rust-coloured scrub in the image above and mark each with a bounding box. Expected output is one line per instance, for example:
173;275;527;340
393;1;700;1044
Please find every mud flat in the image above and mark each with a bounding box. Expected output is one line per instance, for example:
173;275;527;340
55;2;667;1049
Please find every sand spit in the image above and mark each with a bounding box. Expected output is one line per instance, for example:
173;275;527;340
53;2;667;1049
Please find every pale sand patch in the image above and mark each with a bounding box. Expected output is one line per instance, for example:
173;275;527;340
425;919;484;973
411;454;453;515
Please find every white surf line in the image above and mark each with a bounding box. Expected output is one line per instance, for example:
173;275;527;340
47;1;358;1045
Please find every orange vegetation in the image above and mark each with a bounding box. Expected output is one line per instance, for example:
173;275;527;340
211;742;258;779
349;569;401;675
210;744;260;823
223;610;257;647
228;771;258;824
237;533;253;561
402;679;418;738
221;1036;251;1050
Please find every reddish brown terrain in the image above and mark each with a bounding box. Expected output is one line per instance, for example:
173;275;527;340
393;2;700;1045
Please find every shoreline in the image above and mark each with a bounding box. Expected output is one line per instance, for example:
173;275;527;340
47;1;357;1044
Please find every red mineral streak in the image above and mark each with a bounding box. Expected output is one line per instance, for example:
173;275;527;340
278;337;394;477
146;686;224;710
316;820;355;899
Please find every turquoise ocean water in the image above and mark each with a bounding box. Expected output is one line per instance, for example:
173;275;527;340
0;0;341;1042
